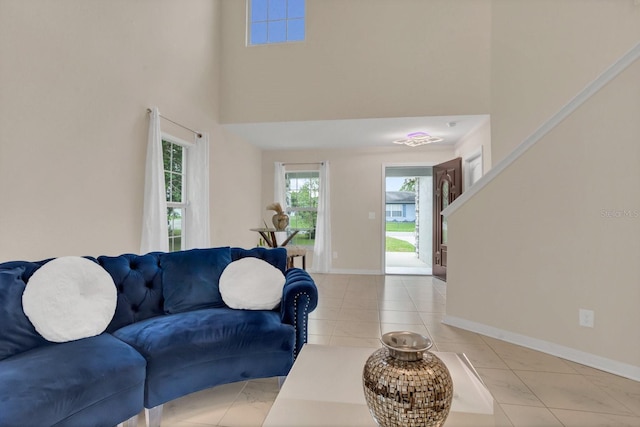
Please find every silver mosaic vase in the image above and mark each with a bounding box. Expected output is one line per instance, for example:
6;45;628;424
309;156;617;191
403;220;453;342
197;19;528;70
362;331;453;427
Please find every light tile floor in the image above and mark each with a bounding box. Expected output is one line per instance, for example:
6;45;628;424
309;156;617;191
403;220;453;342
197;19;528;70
140;274;640;427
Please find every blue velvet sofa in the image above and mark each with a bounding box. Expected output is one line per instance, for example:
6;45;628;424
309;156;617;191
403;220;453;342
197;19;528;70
0;246;318;427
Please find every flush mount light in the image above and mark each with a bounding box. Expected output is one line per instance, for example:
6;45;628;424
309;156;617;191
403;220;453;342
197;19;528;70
393;132;443;147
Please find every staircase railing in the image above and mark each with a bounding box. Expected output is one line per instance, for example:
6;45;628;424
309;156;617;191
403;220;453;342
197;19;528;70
443;40;640;218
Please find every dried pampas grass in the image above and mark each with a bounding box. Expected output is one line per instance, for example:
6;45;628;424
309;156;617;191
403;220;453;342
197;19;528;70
266;202;284;214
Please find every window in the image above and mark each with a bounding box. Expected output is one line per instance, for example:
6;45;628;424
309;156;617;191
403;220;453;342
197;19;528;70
162;137;187;252
286;171;318;246
249;0;305;45
386;204;404;219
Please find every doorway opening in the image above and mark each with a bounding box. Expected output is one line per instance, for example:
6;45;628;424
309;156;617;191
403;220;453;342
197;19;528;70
384;166;432;275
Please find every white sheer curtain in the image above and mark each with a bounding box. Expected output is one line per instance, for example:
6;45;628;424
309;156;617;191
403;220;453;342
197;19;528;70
141;107;210;253
140;107;169;253
273;162;287;210
312;161;331;273
273;162;287;245
184;132;210;249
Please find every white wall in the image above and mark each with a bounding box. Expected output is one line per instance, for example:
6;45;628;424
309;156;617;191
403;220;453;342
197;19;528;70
490;0;640;163
261;146;456;273
447;1;640;377
220;0;491;124
0;0;262;261
454;118;492;191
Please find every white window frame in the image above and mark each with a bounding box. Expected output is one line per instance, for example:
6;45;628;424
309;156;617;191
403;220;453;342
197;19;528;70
162;132;192;252
463;147;483;192
285;170;319;246
386;204;403;219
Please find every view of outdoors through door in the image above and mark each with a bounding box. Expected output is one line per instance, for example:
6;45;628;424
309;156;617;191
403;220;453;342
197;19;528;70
384;166;432;275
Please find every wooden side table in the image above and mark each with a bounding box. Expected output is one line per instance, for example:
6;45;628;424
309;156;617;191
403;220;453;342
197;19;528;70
250;228;300;248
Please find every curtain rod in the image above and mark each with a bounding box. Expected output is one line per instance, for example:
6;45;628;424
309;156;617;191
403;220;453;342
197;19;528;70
282;162;324;166
147;108;202;138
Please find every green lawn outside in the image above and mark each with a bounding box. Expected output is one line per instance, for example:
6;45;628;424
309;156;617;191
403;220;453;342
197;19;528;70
290;234;315;247
385;236;415;252
386;221;415;232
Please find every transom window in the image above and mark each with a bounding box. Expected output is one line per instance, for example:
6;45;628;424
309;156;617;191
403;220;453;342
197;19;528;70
248;0;305;45
286;171;318;246
162;137;187;252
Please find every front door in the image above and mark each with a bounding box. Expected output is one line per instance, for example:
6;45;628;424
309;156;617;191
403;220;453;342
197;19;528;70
433;158;462;281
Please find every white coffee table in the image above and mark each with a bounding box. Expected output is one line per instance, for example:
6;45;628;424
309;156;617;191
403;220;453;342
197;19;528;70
263;344;497;427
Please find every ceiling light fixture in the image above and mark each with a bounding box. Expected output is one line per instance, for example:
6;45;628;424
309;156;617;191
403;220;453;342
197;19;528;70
393;132;443;147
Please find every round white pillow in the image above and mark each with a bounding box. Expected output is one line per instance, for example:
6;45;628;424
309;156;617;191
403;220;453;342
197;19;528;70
22;256;117;343
219;257;286;310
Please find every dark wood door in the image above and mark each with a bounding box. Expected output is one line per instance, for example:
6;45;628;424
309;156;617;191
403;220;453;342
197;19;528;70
433;158;462;281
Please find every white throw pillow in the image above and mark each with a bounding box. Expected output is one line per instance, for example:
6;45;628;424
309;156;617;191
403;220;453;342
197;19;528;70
22;256;117;343
219;257;285;310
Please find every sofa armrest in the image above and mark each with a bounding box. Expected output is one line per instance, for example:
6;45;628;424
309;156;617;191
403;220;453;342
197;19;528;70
280;268;318;359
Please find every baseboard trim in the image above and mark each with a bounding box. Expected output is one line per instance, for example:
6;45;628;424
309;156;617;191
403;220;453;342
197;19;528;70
324;268;382;275
442;315;640;381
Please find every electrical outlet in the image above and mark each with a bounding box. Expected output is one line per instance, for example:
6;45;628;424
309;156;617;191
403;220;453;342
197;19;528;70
579;309;595;328
332;251;338;259
368;212;376;219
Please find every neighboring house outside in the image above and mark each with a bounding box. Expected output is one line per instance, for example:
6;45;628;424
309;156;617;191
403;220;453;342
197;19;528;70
385;191;416;222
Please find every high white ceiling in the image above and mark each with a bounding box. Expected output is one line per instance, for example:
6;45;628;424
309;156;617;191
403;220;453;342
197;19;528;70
223;115;489;151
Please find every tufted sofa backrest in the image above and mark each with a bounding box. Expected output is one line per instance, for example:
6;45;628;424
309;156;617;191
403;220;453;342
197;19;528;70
0;247;288;335
98;253;165;332
98;247;287;331
230;246;287;273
